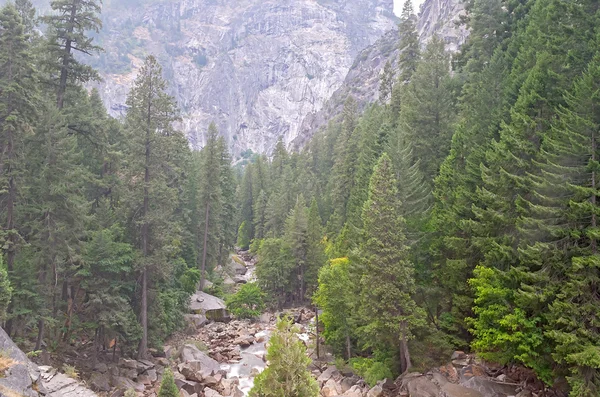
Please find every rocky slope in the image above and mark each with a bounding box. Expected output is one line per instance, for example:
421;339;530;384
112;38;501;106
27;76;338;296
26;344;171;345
292;0;467;149
84;0;398;157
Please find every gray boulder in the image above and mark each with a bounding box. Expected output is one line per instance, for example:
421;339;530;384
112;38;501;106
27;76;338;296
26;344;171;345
0;326;40;397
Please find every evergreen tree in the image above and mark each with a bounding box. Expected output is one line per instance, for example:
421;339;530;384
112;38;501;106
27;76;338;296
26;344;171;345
158;369;180;397
42;0;103;109
26;103;89;350
197;123;223;289
358;153;425;373
305;198;326;297
379;60;394;103
0;3;39;335
327;97;358;236
397;0;420;83
284;196;309;301
400;35;455;185
256;238;295;308
313;257;355;359
237;221;251;250
249;316;319;397
122;55;186;358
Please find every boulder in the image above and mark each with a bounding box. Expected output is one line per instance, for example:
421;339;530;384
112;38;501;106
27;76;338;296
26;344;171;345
341;376;360;393
0;326;40;397
226;255;247;276
321;378;341;397
90;372;111;392
179;344;221;375
112;376;145;393
204;387;224;397
317;366;339;385
441;383;484;397
460;376;518;396
185;314;208;329
118;358;138;370
405;376;440;397
366;384;382;397
342;385;365;397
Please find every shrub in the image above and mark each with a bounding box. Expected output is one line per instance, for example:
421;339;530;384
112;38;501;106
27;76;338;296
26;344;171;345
62;364;79;379
0;256;12;322
226;283;265;319
349;357;393;387
158;369;179;397
249;317;319;397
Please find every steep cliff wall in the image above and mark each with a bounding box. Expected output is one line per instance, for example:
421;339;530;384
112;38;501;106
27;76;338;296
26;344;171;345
88;0;396;156
292;0;467;149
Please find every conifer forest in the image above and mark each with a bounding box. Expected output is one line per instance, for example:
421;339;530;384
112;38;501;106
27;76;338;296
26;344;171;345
2;0;600;396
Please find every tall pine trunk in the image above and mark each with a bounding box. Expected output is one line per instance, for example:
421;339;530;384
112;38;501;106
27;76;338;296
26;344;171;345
400;323;412;374
138;96;151;359
200;202;210;291
56;4;76;109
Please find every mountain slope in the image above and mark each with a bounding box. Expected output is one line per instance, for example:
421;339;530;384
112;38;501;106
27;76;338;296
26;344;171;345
88;0;397;156
292;0;467;149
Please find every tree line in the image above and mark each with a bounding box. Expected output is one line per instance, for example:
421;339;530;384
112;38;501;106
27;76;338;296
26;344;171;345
0;0;237;360
240;0;600;394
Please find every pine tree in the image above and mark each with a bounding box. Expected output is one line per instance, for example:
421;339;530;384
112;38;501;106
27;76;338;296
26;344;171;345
197;124;223;290
284;195;309;301
305;198;326;297
517;54;600;394
379;61;395;103
0;3;39;335
400;35;455;185
42;0;103;109
122;55;186;358
158;369;180;397
358;153;425;373
397;0;420;83
249;316;319;397
328;97;358;236
26;103;89;350
256;238;295;308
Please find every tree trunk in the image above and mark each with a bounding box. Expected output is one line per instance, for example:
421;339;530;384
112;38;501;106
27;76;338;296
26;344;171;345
200;202;210;291
138;268;148;359
138;96;152;359
592;130;597;253
345;332;352;360
56;4;76;109
399;324;412;374
4;49;16;336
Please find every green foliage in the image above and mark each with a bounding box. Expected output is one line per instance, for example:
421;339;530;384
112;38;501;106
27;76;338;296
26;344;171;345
255;238;295;308
158;369;179;397
226;283;265;319
0;257;12;322
349;357;393;387
249;317;319;397
237;221;251;250
313;258;355;358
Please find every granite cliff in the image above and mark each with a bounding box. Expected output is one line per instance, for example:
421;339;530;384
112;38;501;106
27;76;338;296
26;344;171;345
293;0;468;149
86;0;397;157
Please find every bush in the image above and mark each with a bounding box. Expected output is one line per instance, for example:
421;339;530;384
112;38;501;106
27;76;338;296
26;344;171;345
0;256;12;322
158;368;179;397
349;357;393;387
249;317;319;397
226;283;265;319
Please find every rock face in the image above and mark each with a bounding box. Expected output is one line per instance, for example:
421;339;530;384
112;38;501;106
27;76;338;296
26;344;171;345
0;326;39;397
89;0;397;157
292;0;467;150
417;0;468;52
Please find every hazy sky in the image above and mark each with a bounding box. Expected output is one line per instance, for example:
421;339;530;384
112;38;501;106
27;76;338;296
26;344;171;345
394;0;426;16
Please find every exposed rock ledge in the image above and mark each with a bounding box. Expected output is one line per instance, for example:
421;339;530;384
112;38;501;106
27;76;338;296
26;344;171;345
0;326;97;397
